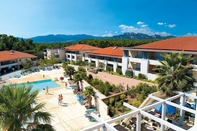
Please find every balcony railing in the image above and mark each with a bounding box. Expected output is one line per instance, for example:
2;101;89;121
1;61;17;66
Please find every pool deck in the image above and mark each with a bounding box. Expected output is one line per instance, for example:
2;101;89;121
6;68;98;131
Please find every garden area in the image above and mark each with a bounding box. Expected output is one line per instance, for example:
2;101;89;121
84;74;158;117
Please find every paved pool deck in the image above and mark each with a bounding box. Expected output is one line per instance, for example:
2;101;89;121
6;68;99;131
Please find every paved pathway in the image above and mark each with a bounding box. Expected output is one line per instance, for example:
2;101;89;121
37;87;97;131
88;71;157;89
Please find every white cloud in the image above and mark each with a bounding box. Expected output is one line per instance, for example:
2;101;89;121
137;21;144;25
158;22;163;25
185;33;197;36
168;24;176;28
119;24;171;36
102;33;113;37
141;24;148;28
114;31;118;33
154;31;171;36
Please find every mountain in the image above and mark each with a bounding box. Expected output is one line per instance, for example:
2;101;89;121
30;33;175;43
112;32;175;39
31;34;100;43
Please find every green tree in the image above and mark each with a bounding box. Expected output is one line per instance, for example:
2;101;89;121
21;59;33;70
62;61;68;70
38;59;46;67
78;67;86;72
154;52;196;95
47;56;59;65
83;86;95;108
0;85;53;131
65;66;75;80
73;72;83;91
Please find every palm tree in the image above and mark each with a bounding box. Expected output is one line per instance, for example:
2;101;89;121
73;72;83;91
0;85;53;131
65;66;75;80
154;52;196;95
83;86;96;108
62;61;68;70
31;124;55;131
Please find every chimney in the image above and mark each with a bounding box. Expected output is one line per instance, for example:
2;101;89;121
112;46;117;50
10;50;14;55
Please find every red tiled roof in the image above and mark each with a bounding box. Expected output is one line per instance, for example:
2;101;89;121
89;47;123;57
65;44;100;51
132;36;197;52
0;50;37;61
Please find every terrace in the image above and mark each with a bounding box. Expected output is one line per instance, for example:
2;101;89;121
82;90;197;131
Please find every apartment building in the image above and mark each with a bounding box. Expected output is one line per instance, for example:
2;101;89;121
44;48;65;61
0;50;37;75
121;37;197;80
65;44;100;61
83;46;123;72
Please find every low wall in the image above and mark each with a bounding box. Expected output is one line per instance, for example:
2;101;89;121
97;98;111;120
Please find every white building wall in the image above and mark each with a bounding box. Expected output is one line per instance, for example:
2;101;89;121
140;59;149;75
104;60;107;70
95;59;99;67
113;62;117;72
147;73;157;80
58;49;66;60
122;57;128;75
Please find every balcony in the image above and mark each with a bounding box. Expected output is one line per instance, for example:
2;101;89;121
1;63;18;68
54;52;59;56
129;57;141;63
107;61;114;65
90;58;97;62
118;62;122;66
149;59;162;65
84;57;89;60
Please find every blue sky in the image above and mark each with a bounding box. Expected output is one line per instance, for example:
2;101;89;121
0;0;197;38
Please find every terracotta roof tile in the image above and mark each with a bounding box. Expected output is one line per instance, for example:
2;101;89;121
65;44;100;51
89;47;123;57
132;36;197;52
0;50;37;61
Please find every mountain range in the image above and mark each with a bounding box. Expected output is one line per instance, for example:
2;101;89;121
30;33;175;43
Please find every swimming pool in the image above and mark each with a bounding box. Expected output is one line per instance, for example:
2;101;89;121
13;79;60;91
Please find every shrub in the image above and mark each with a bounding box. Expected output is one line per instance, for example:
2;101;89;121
91;78;101;86
109;107;116;117
78;67;86;72
120;93;126;100
109;97;115;105
90;63;96;67
96;68;103;73
75;60;81;65
137;73;147;79
103;99;109;105
70;61;75;65
106;66;113;73
87;74;93;83
125;69;133;78
116;68;122;75
131;99;141;107
115;101;122;109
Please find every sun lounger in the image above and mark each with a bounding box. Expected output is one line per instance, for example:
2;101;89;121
85;107;96;114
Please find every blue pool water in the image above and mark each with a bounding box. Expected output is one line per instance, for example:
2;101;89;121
14;79;60;92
